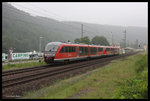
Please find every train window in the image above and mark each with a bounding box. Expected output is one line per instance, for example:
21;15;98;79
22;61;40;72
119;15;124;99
98;48;103;52
72;47;76;52
79;47;82;55
65;47;69;52
69;46;75;52
71;47;72;52
60;46;76;53
71;47;75;52
90;47;97;55
69;47;72;52
106;48;110;51
79;47;88;55
59;46;65;53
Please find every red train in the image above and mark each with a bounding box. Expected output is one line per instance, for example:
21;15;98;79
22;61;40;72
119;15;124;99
43;42;120;64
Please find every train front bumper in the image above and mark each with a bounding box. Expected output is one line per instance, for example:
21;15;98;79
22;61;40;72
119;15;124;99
44;56;55;63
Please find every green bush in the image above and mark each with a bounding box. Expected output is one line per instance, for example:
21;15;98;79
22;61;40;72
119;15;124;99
113;54;148;99
135;54;148;74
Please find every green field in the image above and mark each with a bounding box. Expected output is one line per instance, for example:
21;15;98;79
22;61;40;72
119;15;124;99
20;52;148;99
2;59;46;70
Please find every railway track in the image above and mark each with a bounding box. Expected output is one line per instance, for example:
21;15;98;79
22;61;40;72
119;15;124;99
2;52;139;77
2;63;65;76
2;59;108;88
2;65;51;76
2;52;142;99
2;52;139;89
2;56;109;77
1;55;113;77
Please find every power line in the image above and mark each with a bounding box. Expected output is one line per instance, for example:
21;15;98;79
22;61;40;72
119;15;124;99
3;5;82;35
111;32;113;44
83;24;123;43
3;4;97;43
81;24;83;38
12;3;104;38
27;3;102;36
32;4;102;38
5;4;115;41
3;3;123;44
123;29;126;48
83;24;100;34
27;3;68;21
13;3;83;31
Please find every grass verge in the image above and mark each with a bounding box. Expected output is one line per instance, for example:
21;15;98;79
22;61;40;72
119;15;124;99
21;52;147;99
113;53;148;99
2;60;46;71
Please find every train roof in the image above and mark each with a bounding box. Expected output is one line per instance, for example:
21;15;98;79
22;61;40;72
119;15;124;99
46;42;120;48
46;42;62;46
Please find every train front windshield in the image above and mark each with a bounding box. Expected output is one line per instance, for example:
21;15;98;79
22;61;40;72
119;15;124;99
45;43;61;56
45;45;59;51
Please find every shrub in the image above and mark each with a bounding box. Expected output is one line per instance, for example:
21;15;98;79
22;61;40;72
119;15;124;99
135;54;148;74
113;54;148;99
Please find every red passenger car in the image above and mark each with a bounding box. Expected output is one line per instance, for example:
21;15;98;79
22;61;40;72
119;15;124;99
44;42;120;64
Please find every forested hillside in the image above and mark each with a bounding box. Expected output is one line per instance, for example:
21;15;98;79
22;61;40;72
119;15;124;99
2;3;147;53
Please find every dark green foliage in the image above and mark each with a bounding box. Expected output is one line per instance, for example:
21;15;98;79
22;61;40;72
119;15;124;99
113;54;148;99
74;36;109;45
135;54;148;74
114;75;148;99
74;36;91;44
91;36;110;46
74;38;81;43
80;36;91;44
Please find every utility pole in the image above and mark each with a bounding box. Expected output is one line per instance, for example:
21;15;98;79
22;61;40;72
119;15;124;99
111;32;113;45
81;24;83;38
136;39;138;49
127;40;129;47
123;30;126;48
39;37;43;54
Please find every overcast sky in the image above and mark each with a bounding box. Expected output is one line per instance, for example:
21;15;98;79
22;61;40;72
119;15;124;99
9;2;148;28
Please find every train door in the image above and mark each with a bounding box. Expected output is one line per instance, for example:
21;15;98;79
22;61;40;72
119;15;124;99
76;47;79;57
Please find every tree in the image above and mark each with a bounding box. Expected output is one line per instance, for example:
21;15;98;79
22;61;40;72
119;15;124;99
74;38;81;43
74;36;90;44
91;36;110;46
80;36;90;44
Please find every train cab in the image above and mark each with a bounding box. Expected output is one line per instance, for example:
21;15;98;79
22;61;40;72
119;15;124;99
44;42;62;63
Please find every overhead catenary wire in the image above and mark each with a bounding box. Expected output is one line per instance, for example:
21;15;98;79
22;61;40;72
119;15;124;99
9;3;102;38
26;3;69;21
5;3;109;39
10;3;83;31
3;5;83;35
3;3;122;44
